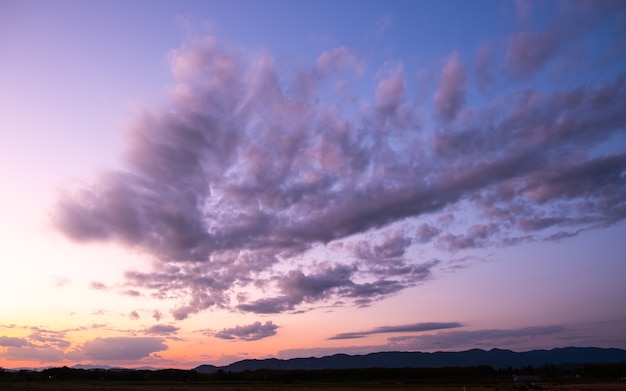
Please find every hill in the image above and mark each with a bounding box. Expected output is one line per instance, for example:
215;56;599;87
194;347;626;373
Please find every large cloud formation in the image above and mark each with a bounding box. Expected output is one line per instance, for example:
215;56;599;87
53;3;626;320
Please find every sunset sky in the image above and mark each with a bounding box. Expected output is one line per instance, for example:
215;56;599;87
1;0;625;370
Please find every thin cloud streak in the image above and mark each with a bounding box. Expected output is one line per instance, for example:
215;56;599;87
329;322;463;340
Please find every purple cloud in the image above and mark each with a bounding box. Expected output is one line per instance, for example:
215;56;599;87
214;321;278;341
434;52;465;121
0;336;29;347
145;324;179;336
388;326;566;351
329;322;463;340
315;46;363;76
3;345;65;363
375;64;406;117
505;29;559;76
52;12;626;320
28;327;71;349
121;289;141;297
68;337;167;361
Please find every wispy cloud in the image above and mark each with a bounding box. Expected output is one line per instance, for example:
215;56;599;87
329;322;463;340
279;324;617;359
388;326;567;351
375;13;393;37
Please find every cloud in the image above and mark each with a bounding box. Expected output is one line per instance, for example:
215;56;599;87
145;324;179;336
129;311;140;320
214;321;278;341
53;19;626;319
53;276;71;287
3;345;66;363
329;322;463;340
375;13;393;36
315;46;363;76
375;63;406;118
505;29;559;77
387;326;567;351
68;337;167;361
121;289;141;297
504;0;624;77
434;52;465;121
279;324;604;359
90;281;109;291
1;324;171;364
0;336;29;347
28;327;71;349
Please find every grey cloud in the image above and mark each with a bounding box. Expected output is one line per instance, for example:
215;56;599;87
129;311;140;320
329;322;463;340
214;321;278;341
53;14;626;318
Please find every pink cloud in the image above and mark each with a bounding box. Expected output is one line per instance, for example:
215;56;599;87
505;29;559;76
375;64;406;117
315;46;363;76
434;52;466;121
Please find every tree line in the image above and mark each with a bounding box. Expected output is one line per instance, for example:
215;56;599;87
1;362;624;384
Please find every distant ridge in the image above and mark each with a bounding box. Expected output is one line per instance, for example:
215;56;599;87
194;347;626;373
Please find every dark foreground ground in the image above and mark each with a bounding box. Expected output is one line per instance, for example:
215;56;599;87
1;381;625;390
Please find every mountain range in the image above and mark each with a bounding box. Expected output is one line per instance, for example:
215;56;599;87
194;347;626;373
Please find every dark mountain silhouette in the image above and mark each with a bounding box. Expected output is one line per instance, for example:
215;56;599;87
193;347;626;373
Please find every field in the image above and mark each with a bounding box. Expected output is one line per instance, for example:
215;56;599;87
1;381;625;390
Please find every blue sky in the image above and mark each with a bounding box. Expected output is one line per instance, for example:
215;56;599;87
1;0;625;369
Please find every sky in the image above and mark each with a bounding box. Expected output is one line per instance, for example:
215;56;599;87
1;0;625;370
